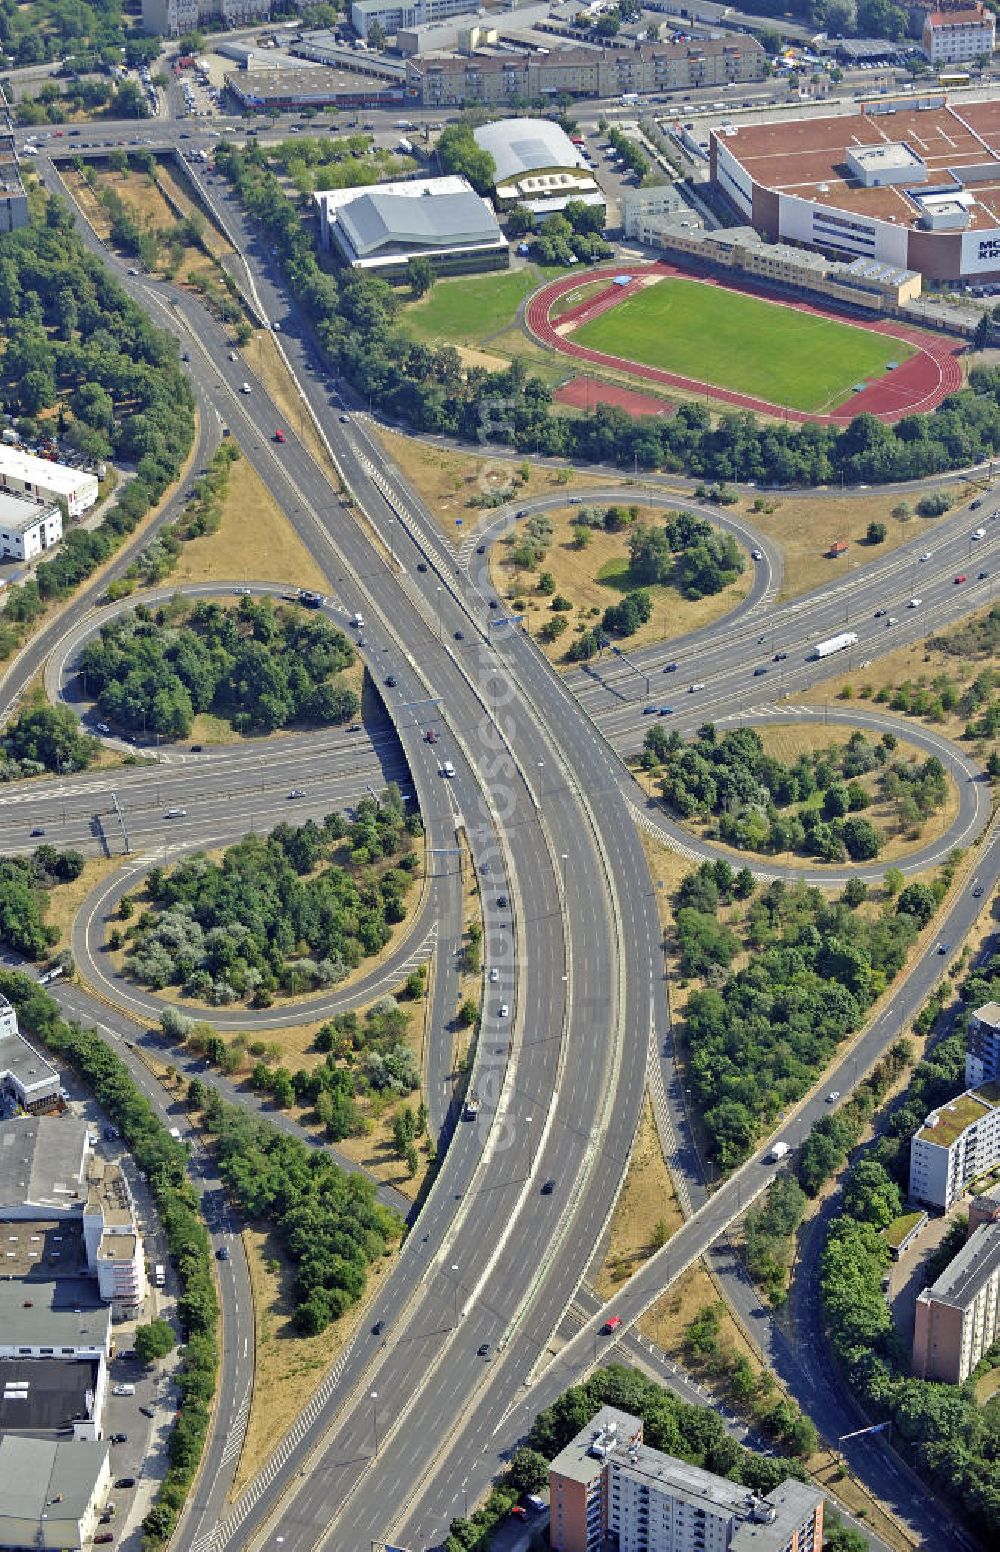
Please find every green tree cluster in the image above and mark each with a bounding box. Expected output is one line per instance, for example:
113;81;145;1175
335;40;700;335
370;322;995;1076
1;702;98;778
124;792;418;1005
79;596;358;740
629;512;745;600
0;843;83;959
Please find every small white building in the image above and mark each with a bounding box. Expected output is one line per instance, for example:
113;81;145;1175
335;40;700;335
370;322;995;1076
0;446;98;518
0;1436;111;1550
922;4;995;66
0;1002;62;1115
0;491;63;563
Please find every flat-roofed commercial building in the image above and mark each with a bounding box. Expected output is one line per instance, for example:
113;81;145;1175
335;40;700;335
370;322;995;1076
913;1222;1000;1381
0;1435;110;1548
0;1355;106;1441
710;98;1000;284
0;492;62;564
0;1007;61;1117
550;1406;824;1552
922;4;995;66
909;1082;1000;1209
0;1118;89;1218
0;446;98;518
0;1286;111;1361
315;175;508;279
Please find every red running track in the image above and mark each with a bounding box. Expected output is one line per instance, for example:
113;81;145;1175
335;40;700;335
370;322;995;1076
528;263;965;426
554;377;675;418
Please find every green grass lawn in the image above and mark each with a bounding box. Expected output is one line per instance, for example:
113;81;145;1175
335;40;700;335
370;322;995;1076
571;278;915;413
402;269;538;348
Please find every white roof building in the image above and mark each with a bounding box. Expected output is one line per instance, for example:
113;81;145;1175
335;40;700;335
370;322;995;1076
473;116;605;215
0;446;98;518
0;1436;111;1550
0;490;63;565
315;175;508;277
0;1005;61;1116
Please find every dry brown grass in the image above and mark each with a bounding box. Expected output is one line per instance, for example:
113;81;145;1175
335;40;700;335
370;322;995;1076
593;1096;685;1298
492;504;751;665
43;855;122;951
739;492;953;602
169;451;331;594
230;1225;396;1497
154;164;232;262
640;1261;762;1378
370;427;618;544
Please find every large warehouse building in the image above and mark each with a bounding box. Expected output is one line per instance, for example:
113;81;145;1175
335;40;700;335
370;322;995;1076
314;175;507;279
710;96;1000;284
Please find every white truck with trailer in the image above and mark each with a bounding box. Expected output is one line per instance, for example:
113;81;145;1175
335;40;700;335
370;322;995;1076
811;631;858;660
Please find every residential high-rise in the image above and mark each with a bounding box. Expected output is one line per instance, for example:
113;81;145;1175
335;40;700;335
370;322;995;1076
908;1082;1000;1210
912;1222;1000;1382
966;1002;1000;1087
549;1407;824;1552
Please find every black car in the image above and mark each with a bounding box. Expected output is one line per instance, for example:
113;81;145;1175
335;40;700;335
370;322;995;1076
663;662;678;673
477;1343;491;1358
30;827;44;837
454;630;464;640
541;1178;555;1195
372;1319;385;1336
773;652;787;662
979;570;990;580
110;1433;128;1445
216;1246;230;1261
496;895;509;908
476;544;486;555
190;744;202;753
489;599;499;609
385;675;397;688
753;666;768;677
417;562;428;573
139;1405;154;1419
115;1477;136;1490
874;608;886;618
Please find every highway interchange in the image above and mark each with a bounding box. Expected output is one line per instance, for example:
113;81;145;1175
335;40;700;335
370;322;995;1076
2;114;998;1552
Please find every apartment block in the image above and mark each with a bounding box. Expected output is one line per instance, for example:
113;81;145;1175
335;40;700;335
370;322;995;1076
406;36;764;107
966;1001;1000;1087
912;1222;1000;1382
352;0;471;38
922;4;995;65
141;0;270;37
908;1082;1000;1210
549;1407;823;1552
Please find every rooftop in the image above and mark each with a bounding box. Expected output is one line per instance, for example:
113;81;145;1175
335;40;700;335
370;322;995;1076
973;1001;1000;1032
228;66;399;100
84;1155;134;1229
918;1222;1000;1311
0;1282;110;1348
474;116;587;187
0;489;60;536
0;1221;85;1279
926;5;991;24
0;1356;100;1432
550;1405;641;1485
917;1089;998;1147
0;445;95;497
848;141;924;172
0;1435;108;1522
0;1033;61;1106
0;1118;89;1214
717;102;1000;234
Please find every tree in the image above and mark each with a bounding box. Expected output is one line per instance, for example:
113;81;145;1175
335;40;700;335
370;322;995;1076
891;501;911;524
408;256;433;299
134;1319;176;1363
866;520;887;544
436;124;495;197
896;882;936;926
973;312;993;351
366;18;386;49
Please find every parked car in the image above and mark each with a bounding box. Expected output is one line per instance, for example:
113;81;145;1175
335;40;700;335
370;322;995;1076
114;1478;136;1490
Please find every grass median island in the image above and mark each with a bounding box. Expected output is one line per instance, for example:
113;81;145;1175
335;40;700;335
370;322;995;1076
117;790;422;1008
494;503;750;663
79;593;359;742
639;721;954;864
571;277;915;413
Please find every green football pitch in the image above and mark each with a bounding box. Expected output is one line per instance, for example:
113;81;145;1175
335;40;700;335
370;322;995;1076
570;278;915;413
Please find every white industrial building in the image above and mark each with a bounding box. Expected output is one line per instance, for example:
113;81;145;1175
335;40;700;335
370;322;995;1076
315;175;508;278
351;0;471;38
0;1436;111;1550
0;1288;111;1361
0;446;97;518
0;491;63;564
0;1001;61;1115
473;117;605;216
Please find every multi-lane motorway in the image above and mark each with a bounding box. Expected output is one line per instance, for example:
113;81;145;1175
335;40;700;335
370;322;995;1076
2;122;998;1552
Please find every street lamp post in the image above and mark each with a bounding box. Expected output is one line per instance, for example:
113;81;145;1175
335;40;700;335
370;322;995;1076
370;1390;379;1455
452;1263;461;1327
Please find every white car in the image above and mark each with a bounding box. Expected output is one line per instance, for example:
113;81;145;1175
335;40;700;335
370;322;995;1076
96;721;110;734
689;682;705;692
229;350;238;361
908;597;921;609
441;760;456;778
164;807;187;818
499;1003;509;1019
489;967;499;982
919;551;932;562
751;549;763;561
972;526;986;539
826;1091;841;1104
241;381;252;394
288;788;306;799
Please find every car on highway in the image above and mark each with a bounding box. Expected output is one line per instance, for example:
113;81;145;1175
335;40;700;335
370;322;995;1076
477;1343;491;1357
979;570;990;580
453;630;464;640
499;1003;509;1019
496;895;509;908
441;761;456;778
417;562;428;572
937;942;950;956
241;382;252;394
424;729;438;743
689;682;705;692
874;608;886;618
163;808;187;819
663;662;678;672
127;267;138;276
974;883;984;898
372;1319;385;1335
886;615;898;626
908;598;921;609
751;549;763;561
96;721;111;734
385;674;397;687
973;526;986;539
603;1316;622;1334
229;350;238;361
659;706;673;716
753;666;768;677
541;1178;555;1195
273;428;285;443
30;826;45;837
476;544;486;554
216;1245;230;1260
826;1091;841;1104
919;551;932;562
955;574;967;585
643;705;658;714
287;788;306;800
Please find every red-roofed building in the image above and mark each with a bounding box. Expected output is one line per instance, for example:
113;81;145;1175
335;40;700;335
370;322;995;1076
922;3;995;65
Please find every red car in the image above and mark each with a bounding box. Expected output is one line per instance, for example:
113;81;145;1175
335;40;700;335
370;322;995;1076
424;729;439;744
511;1506;527;1519
955;574;967;584
603;1315;622;1334
273;429;286;443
